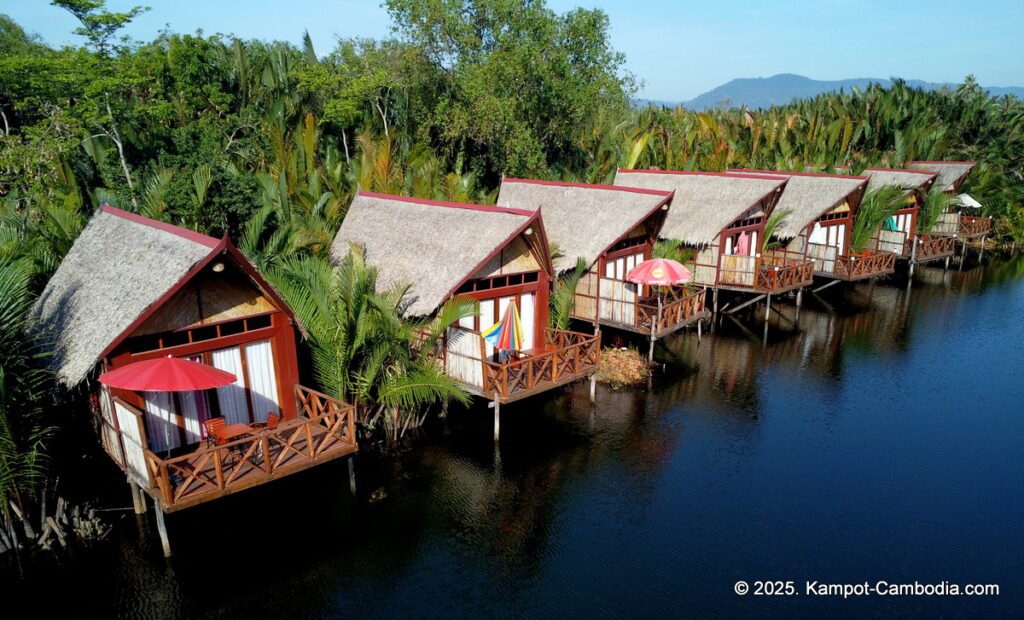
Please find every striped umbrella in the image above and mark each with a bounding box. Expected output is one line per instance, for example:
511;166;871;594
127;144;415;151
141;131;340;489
482;301;523;351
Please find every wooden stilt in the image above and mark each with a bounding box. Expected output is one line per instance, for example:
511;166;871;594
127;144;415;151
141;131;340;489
764;293;772;322
347;456;357;496
129;480;145;515
589;374;597;403
696;317;702;341
154;503;171;558
944;255;950;270
712;287;719;314
492;399;501;442
979;236;986;260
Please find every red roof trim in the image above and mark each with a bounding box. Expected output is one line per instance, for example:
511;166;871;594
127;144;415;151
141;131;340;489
440;210;552;301
502;177;673;197
599;192;674;259
100;204;220;249
97;238;299;362
617;168;790;182
727;168;870;181
359;191;534;218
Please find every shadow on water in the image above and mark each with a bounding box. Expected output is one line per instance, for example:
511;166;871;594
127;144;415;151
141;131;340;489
8;255;1024;618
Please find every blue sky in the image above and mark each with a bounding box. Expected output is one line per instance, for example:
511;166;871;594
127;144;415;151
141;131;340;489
6;1;1023;100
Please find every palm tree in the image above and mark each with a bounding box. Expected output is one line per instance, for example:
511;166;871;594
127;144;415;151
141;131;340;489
850;187;906;252
917;188;960;235
268;248;476;442
0;259;53;529
548;258;587;330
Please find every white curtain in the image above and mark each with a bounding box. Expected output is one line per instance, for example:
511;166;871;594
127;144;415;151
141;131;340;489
245;340;280;423
480;298;495;357
809;223;827;245
143;391;178;453
520;292;535;350
211;346;250;425
177;391;207;445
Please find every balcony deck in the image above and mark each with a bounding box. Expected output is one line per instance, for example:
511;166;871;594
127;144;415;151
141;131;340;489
574;286;708;338
101;386;357;513
908;235;957;264
831;251;897;281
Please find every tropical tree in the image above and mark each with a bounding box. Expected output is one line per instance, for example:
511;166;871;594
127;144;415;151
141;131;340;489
0;259;53;526
850;187;906;252
268;248;476;442
548;258;588;330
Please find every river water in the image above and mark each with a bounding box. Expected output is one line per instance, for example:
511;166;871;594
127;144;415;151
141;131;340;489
10;257;1024;618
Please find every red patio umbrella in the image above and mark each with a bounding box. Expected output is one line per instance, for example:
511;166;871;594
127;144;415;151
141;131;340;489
626;258;693;362
99;355;237;391
626;258;692;286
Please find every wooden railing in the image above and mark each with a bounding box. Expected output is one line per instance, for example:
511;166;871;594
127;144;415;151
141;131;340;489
481;328;599;401
635;287;707;335
756;251;815;293
834;250;896;280
959;215;991;238
908;235;957;262
143;385;356;511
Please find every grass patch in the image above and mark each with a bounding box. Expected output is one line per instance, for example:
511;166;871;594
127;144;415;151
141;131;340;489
596;347;649;388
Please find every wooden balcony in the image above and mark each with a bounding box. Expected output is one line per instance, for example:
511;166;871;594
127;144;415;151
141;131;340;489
933;213;992;239
833;250;897;281
959;215;992;238
635;287;709;338
443;327;599;403
101;386;357;513
481;329;599;403
755;251;815;293
907;235;957;263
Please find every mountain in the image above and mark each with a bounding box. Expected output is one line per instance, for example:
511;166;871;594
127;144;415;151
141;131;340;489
640;74;1024;111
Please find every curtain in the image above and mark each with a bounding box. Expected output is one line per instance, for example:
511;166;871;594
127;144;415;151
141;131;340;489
520;292;535;350
211;346;250;425
143;391;178;453
245;340;280;423
480;298;495;357
177;391;208;444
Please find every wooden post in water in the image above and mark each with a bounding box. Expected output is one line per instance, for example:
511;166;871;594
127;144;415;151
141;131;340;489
154;502;171;558
795;288;803;322
347;456;357;496
697;317;702;341
589;374;596;403
492;398;501;442
128;480;145;515
980;236;986;260
913;237;921;276
764;293;772;322
648;296;660;363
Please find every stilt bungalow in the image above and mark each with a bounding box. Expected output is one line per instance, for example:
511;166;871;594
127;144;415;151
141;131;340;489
32;206;356;546
836;166;955;265
495;178;708;342
613;170;814;306
910;161;991;239
726;169;896;282
330;192;599;416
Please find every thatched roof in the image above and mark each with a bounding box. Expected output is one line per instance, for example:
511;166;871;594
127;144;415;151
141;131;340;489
32;206;224;387
331;192;544;318
910;161;975;192
834;167;936;194
727;169;868;239
613;170;787;245
496;179;671;272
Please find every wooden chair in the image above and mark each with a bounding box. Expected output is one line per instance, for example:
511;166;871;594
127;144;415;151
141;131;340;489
203;418;226;447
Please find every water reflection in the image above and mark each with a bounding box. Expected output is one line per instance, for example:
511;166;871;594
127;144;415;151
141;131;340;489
8;256;1024;618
